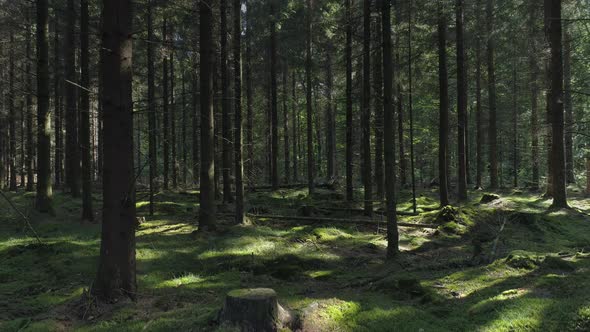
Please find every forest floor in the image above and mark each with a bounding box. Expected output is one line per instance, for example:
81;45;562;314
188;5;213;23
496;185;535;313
1;186;590;331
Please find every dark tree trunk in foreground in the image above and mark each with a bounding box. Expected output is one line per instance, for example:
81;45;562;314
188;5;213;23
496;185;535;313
147;0;156;215
545;0;567;209
292;71;298;182
512;60;518;188
199;0;216;230
182;72;187;186
382;0;398;258
456;0;468;200
80;0;93;221
94;0;136;301
26;20;34;192
8;32;17;192
564;28;574;184
362;0;373;216
221;0;233;201
305;0;315;195
36;0;53;213
438;3;450;207
270;2;279;190
475;0;483;189
345;0;353;202
529;0;540;189
65;0;80;197
192;72;199;186
234;0;244;223
486;0;498;189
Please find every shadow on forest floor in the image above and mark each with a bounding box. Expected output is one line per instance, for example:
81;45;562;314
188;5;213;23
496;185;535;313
1;188;590;331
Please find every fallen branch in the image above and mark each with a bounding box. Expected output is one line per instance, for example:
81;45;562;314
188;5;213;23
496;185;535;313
0;190;43;244
247;214;438;229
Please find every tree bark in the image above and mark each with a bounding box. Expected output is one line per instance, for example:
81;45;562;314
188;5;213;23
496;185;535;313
345;0;353;202
234;0;244;224
438;2;450;207
170;45;178;189
305;0;315;195
94;0;136;301
245;0;254;190
545;0;567;208
408;0;417;213
147;0;156;215
53;15;63;188
162;20;169;190
564;28;574;184
373;15;384;199
456;0;468;200
283;63;291;184
25;18;34;192
65;0;80;197
35;0;53;213
292;71;298;182
382;0;399;258
512;60;518;188
221;0;233;201
199;0;217;230
529;0;540;189
80;0;93;221
182;71;187;186
270;1;279;191
475;0;483;189
362;0;373;216
8;32;17;192
326;46;336;182
486;0;498;189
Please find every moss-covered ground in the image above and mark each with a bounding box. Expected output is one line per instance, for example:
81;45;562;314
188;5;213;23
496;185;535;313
1;187;590;331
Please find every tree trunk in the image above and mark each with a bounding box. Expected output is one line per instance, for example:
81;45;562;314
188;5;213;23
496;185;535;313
245;0;253;190
438;2;450;207
182;71;187;186
221;0;233;201
408;0;417;213
395;5;406;189
475;0;483;189
8;32;17;192
234;0;244;224
529;0;540;189
291;71;298;183
65;0;80;197
80;0;93;221
270;1;279;191
382;0;399;258
162;20;169;190
94;0;136;301
283;63;291;184
35;0;53;213
326;47;336;182
147;0;156;215
586;157;590;195
199;0;216;230
373;16;384;199
564;28;574;184
362;0;372;216
170;47;177;189
53;15;63;188
25;19;34;192
192;71;200;186
512;60;518;188
456;0;468;200
486;0;498;189
345;0;353;202
545;0;567;208
305;0;315;195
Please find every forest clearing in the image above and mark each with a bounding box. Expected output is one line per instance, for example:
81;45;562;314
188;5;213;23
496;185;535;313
1;188;590;331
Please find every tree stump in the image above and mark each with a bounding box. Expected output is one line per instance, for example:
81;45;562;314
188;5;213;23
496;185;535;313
219;288;283;332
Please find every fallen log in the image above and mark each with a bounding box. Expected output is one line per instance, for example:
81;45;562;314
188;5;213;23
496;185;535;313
320;206;417;216
247;214;438;229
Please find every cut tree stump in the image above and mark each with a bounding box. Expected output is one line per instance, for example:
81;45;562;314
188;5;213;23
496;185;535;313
219;288;293;332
